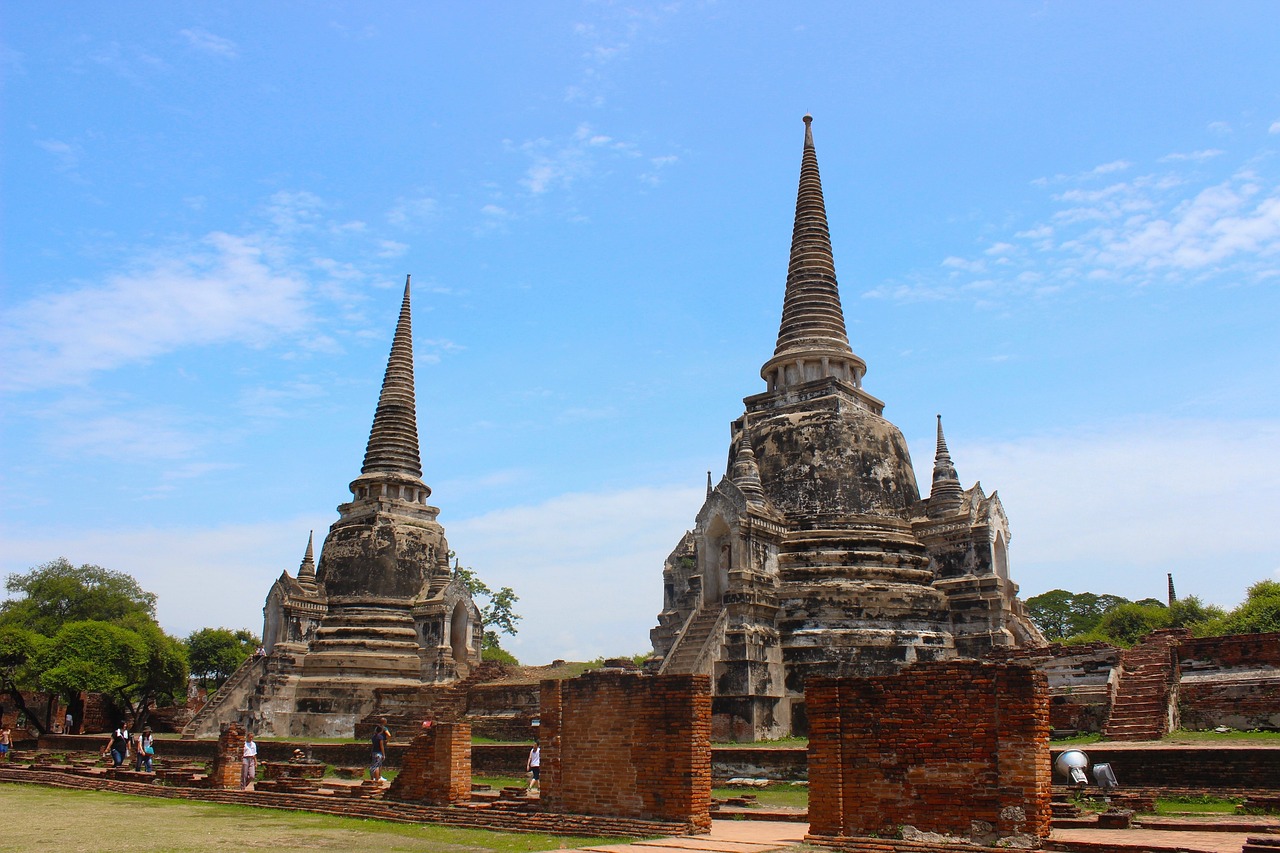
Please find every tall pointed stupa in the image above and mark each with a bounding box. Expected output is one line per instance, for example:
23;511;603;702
184;278;483;739
652;117;1043;740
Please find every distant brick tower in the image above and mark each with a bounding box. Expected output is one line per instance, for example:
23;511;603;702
652;117;1043;740
185;278;483;739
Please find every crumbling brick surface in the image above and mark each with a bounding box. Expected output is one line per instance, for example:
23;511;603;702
807;661;1051;843
211;723;246;790
386;722;471;805
540;671;711;831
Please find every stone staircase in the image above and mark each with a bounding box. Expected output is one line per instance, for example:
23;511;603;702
182;654;269;738
1102;629;1190;741
353;660;510;737
658;607;725;676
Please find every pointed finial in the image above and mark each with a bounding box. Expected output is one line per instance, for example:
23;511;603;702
760;115;865;395
706;470;713;497
731;435;768;504
359;277;425;480
1167;573;1177;605
298;530;317;588
928;414;964;517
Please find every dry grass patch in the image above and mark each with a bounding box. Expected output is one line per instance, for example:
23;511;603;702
1;785;622;853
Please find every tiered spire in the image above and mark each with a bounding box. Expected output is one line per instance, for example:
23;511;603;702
361;276;423;479
928;415;964;517
761;115;867;394
297;530;317;590
731;435;768;505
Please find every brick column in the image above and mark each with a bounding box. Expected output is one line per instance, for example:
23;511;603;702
540;671;711;832
211;723;246;790
807;661;1051;844
386;722;472;805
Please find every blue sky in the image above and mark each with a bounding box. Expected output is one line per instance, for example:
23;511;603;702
2;3;1278;664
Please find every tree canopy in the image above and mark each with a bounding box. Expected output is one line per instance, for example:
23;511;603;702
452;557;522;664
1;558;156;636
187;627;259;690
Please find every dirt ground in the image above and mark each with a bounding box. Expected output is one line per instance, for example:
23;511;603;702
0;786;610;853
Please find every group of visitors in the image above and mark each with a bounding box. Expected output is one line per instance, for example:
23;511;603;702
102;725;155;770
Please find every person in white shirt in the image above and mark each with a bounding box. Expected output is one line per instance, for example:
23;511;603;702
526;742;540;793
241;732;258;789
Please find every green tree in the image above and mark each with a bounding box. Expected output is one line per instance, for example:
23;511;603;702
119;617;189;728
187;627;259;690
1025;589;1075;640
451;557;522;662
36;621;149;715
1220;580;1280;635
0;625;49;733
1168;596;1226;633
1;558;156;636
1090;602;1171;646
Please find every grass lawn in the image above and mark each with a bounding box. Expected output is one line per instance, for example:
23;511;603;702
1163;729;1280;744
713;783;808;809
0;785;627;853
1153;795;1244;815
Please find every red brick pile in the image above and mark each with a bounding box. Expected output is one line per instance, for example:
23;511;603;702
540;670;712;832
807;661;1051;844
386;722;472;805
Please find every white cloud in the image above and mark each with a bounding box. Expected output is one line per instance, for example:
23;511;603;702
0;485;705;663
387;195;439;228
0;232;311;390
872;143;1280;303
448;485;704;663
959;418;1280;607
179;28;239;59
1270;121;1280;135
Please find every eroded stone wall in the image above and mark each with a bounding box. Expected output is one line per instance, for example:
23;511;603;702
540;671;712;831
807;661;1050;844
1178;633;1280;731
386;722;471;805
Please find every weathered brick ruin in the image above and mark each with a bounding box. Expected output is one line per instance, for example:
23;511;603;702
540;670;713;832
386;722;472;805
989;628;1280;738
652;115;1044;740
210;723;246;790
807;661;1051;846
185;278;483;739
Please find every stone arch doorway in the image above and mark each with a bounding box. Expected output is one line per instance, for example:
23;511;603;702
449;601;471;665
703;515;732;605
992;531;1009;582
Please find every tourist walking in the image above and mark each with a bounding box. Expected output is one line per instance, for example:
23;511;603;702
0;725;11;762
137;727;155;772
105;728;129;767
526;741;540;793
241;732;258;789
370;719;389;784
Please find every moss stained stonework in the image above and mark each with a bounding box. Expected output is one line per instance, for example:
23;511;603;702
185;279;483;739
652;117;1044;740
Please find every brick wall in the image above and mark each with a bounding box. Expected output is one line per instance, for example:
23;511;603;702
540;671;712;831
1180;633;1280;669
211;723;246;789
1178;632;1280;731
808;661;1051;844
386;723;472;805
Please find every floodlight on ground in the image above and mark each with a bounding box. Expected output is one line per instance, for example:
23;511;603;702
1054;749;1090;785
1093;762;1118;793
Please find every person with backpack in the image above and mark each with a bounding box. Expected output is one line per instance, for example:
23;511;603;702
137;727;155;772
370;719;389;785
104;728;129;767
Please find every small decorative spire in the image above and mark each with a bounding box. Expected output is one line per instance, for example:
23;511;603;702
1167;573;1177;605
298;530;317;589
706;471;713;498
731;436;768;505
361;275;423;480
760;114;866;394
928;415;964;517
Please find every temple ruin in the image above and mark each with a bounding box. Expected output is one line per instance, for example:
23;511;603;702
651;116;1045;740
185;278;483;738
